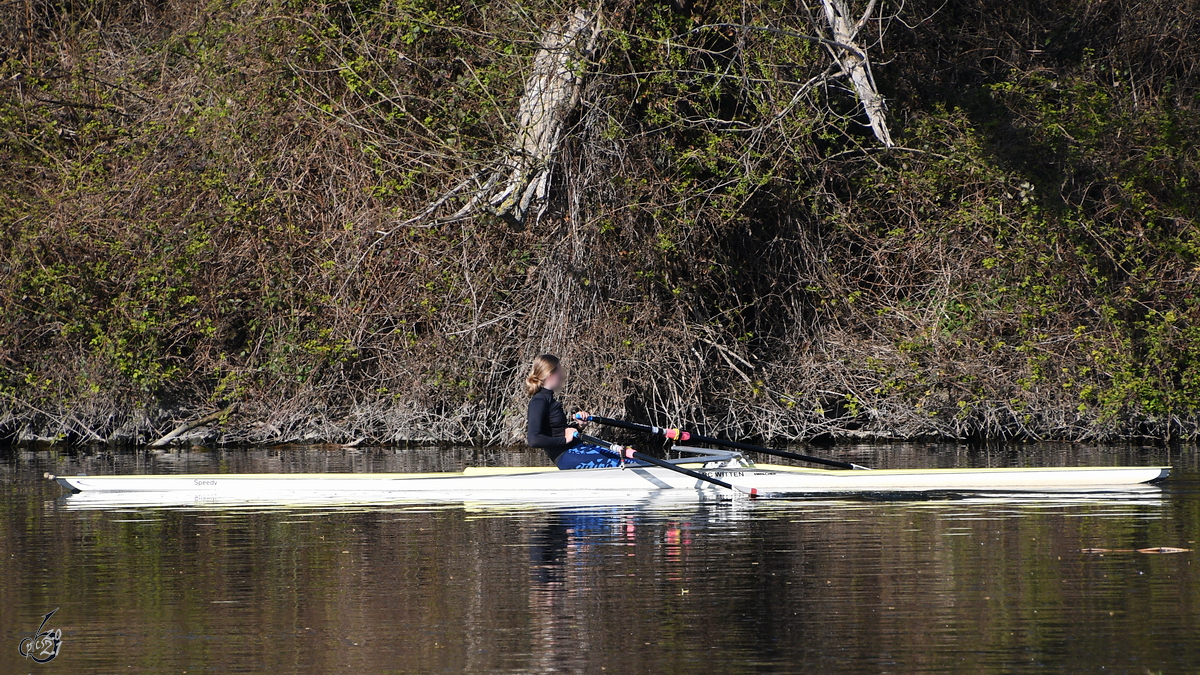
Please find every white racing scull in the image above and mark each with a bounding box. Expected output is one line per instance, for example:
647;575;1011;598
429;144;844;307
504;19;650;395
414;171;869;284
47;446;1169;500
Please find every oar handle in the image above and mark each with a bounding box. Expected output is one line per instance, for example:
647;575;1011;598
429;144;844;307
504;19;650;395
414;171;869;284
577;414;870;471
572;431;757;497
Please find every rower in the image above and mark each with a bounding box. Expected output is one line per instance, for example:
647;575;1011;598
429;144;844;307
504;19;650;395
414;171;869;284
524;354;645;470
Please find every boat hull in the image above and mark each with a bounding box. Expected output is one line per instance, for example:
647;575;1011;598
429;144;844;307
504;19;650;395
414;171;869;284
51;464;1170;496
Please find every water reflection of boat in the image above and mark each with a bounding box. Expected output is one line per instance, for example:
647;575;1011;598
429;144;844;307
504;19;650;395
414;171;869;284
56;487;738;511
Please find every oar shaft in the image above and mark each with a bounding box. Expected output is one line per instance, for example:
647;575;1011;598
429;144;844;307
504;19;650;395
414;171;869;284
572;431;756;496
687;434;861;470
578;415;869;470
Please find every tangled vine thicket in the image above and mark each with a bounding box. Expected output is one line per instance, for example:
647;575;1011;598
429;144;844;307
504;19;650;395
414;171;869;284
1;0;1197;446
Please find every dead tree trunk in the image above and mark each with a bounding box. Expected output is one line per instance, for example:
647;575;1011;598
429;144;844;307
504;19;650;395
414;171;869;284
370;10;600;246
483;8;601;224
819;0;893;147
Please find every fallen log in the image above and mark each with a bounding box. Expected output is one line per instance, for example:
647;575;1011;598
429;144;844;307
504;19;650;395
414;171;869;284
150;402;239;447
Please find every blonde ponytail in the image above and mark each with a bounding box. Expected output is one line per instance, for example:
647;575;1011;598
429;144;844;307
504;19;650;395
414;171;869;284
524;354;560;396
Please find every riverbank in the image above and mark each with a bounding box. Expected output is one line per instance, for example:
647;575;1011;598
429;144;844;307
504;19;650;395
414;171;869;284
2;0;1197;446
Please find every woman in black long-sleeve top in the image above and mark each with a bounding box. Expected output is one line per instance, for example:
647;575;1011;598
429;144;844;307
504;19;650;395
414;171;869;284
525;354;641;470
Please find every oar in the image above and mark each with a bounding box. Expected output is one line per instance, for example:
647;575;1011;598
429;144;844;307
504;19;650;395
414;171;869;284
576;414;871;470
571;430;760;497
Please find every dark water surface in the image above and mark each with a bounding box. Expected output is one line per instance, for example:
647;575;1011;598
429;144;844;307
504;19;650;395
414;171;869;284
2;443;1197;674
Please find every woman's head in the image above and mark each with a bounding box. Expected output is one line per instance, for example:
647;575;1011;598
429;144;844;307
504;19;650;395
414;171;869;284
525;354;562;396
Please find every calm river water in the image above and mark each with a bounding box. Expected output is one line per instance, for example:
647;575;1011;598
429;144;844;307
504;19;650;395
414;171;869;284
2;443;1197;674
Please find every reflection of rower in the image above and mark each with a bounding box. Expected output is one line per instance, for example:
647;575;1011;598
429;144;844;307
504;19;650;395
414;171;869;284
529;514;571;586
526;509;633;671
524;354;645;470
529;509;637;586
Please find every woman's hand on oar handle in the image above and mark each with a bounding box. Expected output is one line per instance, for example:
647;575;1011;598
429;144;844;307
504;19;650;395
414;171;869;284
564;411;591;442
